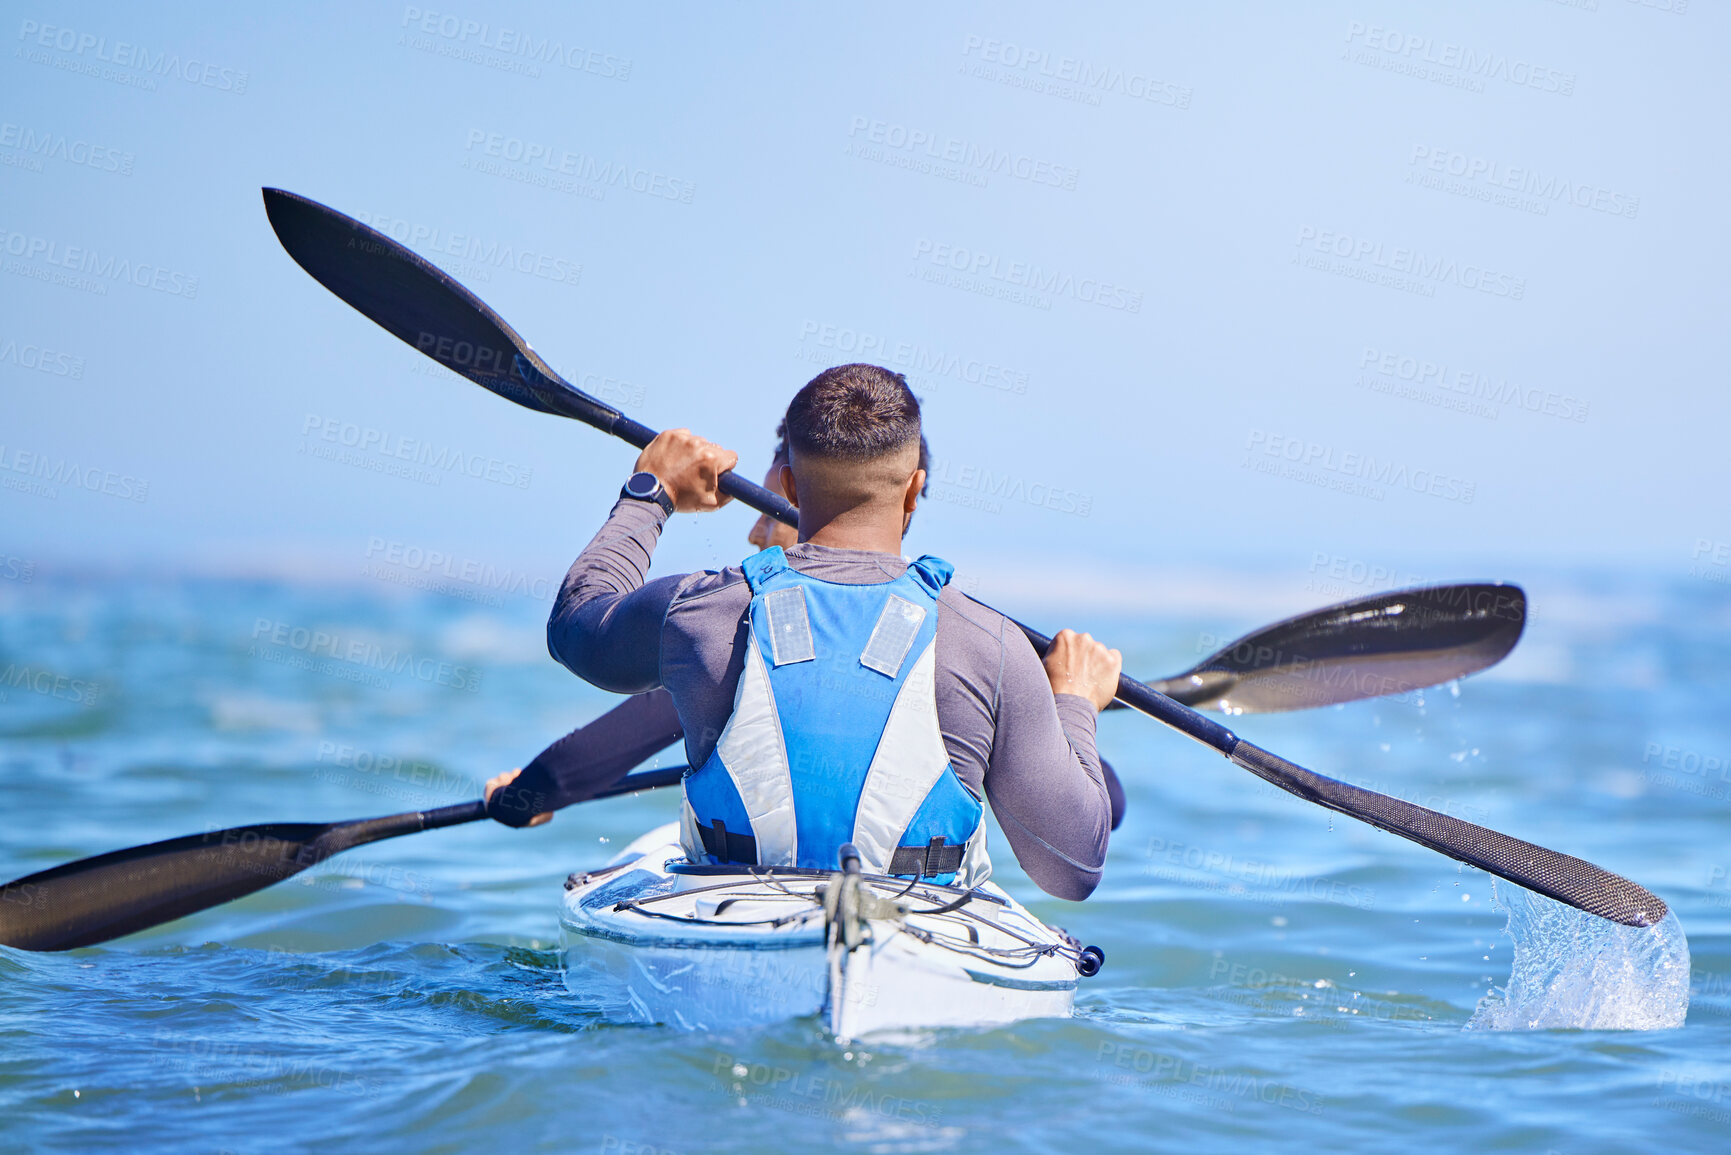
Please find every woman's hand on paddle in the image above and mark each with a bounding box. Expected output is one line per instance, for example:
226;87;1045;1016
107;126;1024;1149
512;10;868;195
484;769;553;827
635;429;738;513
1043;629;1123;713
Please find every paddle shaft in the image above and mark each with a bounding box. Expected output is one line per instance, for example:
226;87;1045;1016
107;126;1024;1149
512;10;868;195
252;762;690;851
410;762;692;832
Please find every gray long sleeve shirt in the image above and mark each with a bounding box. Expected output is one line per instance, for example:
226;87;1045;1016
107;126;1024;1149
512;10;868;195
547;498;1112;900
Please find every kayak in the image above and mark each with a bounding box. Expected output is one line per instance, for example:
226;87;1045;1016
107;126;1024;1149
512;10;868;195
559;823;1102;1039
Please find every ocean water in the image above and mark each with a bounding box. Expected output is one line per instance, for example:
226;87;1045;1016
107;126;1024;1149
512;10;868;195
2;572;1729;1154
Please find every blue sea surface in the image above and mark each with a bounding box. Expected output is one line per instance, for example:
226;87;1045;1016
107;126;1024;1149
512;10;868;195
1;572;1729;1153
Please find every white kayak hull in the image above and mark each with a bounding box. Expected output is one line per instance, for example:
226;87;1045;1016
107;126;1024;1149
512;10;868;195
559;824;1085;1039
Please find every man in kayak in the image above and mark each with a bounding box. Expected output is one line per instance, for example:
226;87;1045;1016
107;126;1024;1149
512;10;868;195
487;430;1129;831
491;364;1120;899
491;420;1135;834
488;422;1129;838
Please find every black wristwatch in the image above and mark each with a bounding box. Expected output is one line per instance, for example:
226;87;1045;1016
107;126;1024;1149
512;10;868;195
621;470;675;516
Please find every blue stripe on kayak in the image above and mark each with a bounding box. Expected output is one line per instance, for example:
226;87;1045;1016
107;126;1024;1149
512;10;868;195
962;969;1077;992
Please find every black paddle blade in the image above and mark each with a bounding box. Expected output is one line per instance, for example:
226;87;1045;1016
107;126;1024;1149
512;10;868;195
1227;741;1668;928
261;188;609;426
0;811;436;951
1158;583;1526;714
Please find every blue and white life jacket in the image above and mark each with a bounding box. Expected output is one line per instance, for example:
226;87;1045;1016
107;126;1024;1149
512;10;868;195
679;547;989;886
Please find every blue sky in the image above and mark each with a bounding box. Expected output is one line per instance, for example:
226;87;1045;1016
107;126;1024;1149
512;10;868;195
4;1;1726;602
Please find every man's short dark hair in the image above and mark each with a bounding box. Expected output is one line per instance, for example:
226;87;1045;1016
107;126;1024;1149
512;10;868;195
775;367;929;493
784;364;922;462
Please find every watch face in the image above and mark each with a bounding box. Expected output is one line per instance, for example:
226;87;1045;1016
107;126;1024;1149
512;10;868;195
625;471;659;498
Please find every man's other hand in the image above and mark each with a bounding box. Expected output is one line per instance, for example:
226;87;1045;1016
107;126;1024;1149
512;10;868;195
1042;629;1123;713
485;768;553;827
634;429;738;513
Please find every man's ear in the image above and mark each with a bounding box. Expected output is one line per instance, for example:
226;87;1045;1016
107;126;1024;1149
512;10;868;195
901;468;924;538
904;468;926;513
779;462;799;508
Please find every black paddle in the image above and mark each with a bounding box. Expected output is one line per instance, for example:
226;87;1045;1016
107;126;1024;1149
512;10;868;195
0;583;1519;952
255;187;1667;929
0;763;687;952
1122;581;1525;713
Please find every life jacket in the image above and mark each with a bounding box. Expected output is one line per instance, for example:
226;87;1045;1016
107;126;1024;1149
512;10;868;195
679;547;989;886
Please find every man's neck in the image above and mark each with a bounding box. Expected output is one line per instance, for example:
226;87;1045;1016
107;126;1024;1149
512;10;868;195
797;507;905;554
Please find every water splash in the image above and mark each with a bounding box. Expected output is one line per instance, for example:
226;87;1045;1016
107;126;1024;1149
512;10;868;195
1466;883;1689;1030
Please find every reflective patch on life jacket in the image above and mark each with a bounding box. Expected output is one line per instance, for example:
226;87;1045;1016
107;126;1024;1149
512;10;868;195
762;586;815;666
859;594;926;678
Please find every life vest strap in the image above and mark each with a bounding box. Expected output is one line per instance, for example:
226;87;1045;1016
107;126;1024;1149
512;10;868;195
886;836;964;878
740;546;790;593
695;822;966;879
697;818;759;864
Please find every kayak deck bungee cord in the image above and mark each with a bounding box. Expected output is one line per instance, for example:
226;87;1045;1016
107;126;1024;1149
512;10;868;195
560;824;1098;1038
